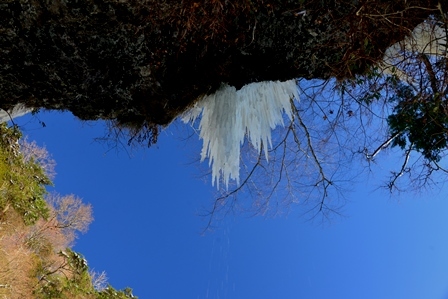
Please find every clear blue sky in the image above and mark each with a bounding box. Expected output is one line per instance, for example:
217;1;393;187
12;110;448;299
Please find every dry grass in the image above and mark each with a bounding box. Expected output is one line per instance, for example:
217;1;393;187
0;210;39;299
0;193;93;298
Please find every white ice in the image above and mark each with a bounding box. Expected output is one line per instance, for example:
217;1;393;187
182;79;299;189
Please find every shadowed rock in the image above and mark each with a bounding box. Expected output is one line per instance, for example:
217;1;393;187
0;0;442;135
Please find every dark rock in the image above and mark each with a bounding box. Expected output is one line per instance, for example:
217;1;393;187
0;0;442;135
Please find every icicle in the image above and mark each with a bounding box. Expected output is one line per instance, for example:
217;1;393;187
378;21;447;82
182;79;299;189
0;104;33;123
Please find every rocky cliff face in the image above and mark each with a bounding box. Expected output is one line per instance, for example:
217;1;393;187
0;0;442;132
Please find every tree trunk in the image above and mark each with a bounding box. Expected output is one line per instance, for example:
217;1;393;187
0;0;442;129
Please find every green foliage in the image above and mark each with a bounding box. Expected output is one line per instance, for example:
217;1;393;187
35;271;95;299
97;287;137;299
387;83;448;162
61;249;89;275
0;123;51;225
35;249;137;299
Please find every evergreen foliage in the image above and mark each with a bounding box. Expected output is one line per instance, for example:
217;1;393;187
388;82;448;162
0;123;51;225
35;249;137;299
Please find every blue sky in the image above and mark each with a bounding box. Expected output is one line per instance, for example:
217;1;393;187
11;110;448;299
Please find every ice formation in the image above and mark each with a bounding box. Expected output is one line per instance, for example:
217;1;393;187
0;104;33;123
378;22;447;82
182;79;299;189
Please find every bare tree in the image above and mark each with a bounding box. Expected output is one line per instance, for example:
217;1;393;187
20;138;56;180
198;11;448;228
43;193;93;247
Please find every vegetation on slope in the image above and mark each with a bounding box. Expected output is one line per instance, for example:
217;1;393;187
0;123;136;299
